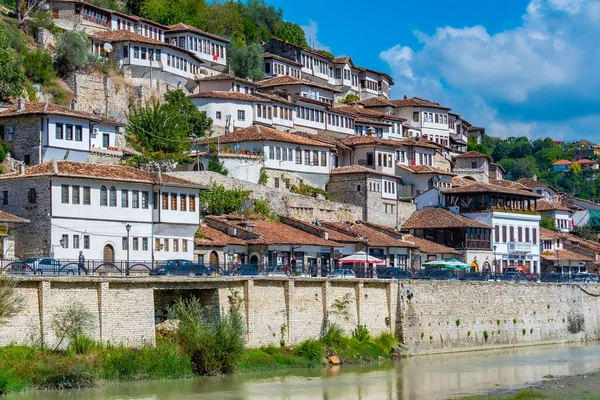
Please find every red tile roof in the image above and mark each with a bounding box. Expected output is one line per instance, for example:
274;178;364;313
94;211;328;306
489;179;530;191
201;125;333;148
196;73;256;86
444;182;540;198
167;23;230;43
263;52;303;67
539;227;563;240
553;160;571;165
396;138;442;150
541;248;593;262
334;105;406;122
0;102;101;121
189;91;267;102
194;225;246;247
390;97;451;110
91;30;199;59
535;200;571;212
258;76;340;92
0;161;200;187
397;164;455;176
0;211;30;224
241;219;338;246
330;165;399;179
575;159;597;164
322;221;417;248
253;91;296;106
405;234;461;255
453;151;492;161
341;135;403;148
402;207;492;230
453;176;478;187
359;97;395;107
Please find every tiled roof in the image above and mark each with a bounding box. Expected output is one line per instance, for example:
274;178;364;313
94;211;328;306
444;182;541;198
489;179;530;191
196;73;256;86
535;200;571;212
452;176;477;187
404;234;461;255
263;52;303;67
355;67;394;85
189;91;267;102
167;23;230;43
396;138;442;150
0;211;30;224
322;222;417;248
240;219;337;246
291;131;352;151
517;178;548;188
390;97;451;110
91;30;198;59
330;165;399;179
541;248;593;262
553;160;571;165
575;159;597;164
359;97;395;107
402;207;492;230
194;225;246;247
467;126;485;132
454;151;491;161
540;227;563;240
334;105;406;122
0;161;200;187
200;125;332;148
0;102;101;121
258;76;340;92
341;135;403;148
397;164;455;176
253;91;295;106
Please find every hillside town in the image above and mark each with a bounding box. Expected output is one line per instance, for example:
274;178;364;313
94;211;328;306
0;0;599;282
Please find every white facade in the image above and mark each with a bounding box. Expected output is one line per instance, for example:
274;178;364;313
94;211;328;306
90;123;122;150
397;107;451;147
43;115;91;162
192;98;255;131
50;177;199;262
464;211;541;274
164;28;228;70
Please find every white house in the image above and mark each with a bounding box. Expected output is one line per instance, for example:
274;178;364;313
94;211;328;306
358;68;393;100
164;23;229;72
535;200;573;232
263;53;302;79
0;161;201;263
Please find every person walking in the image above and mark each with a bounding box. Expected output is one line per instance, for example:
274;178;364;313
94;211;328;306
78;251;85;275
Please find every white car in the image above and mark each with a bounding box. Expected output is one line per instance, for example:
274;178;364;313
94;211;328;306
328;269;356;279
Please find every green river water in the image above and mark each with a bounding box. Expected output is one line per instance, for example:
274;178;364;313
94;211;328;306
7;342;600;400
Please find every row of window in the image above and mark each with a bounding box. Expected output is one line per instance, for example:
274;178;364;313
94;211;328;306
417;153;434;166
256;105;294;121
378;153;394;168
160;192;196;212
302;54;329;75
60;234;189;253
55;124;83;142
412;111;448;125
181;36;225;59
298;106;324;123
494;225;538;244
383;180;396;194
328;113;354;130
267;146;328;167
361;79;379;91
355;125;384;138
166;54;200;76
266;62;301;79
83;8;109;26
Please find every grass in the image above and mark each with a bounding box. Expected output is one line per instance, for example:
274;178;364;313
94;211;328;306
456;387;600;400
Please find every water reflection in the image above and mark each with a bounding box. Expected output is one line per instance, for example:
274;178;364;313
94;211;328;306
8;342;600;400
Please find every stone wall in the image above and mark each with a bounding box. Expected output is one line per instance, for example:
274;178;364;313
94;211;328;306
168;171;362;223
0;115;43;166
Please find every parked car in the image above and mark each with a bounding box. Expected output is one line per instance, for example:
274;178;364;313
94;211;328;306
378;268;412;280
263;266;288;277
22;258;78;275
415;269;457;280
328;269;356;279
540;272;570;283
229;264;260;276
464;273;491;281
5;260;39;275
150;259;205;276
572;273;599;283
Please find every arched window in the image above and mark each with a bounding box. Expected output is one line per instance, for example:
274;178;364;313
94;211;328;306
100;185;107;206
109;186;117;207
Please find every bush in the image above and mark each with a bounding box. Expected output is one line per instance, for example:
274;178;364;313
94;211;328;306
55;30;93;75
23;49;55;84
321;324;344;347
293;340;323;362
352;325;371;342
50;302;94;350
0;276;24;322
68;335;102;355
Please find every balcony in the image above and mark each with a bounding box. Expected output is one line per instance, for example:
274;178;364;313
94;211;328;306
508;242;532;254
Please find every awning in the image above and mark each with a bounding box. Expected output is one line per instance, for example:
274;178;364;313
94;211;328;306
338;251;385;265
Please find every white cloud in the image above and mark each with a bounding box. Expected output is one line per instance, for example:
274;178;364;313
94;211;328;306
379;0;600;140
300;20;331;52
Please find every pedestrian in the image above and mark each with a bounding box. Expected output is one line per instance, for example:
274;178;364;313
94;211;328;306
78;250;85;275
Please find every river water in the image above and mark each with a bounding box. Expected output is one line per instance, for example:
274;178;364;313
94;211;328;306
8;342;600;400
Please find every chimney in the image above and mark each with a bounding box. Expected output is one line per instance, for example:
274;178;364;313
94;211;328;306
366;126;376;136
70;99;78;110
52;159;58;175
403;95;408;99
17;97;25;111
19;164;25;175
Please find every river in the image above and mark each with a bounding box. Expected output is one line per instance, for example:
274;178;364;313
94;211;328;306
8;342;600;400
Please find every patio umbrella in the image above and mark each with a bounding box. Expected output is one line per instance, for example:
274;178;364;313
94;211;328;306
422;258;456;269
338;251;385;265
446;259;472;269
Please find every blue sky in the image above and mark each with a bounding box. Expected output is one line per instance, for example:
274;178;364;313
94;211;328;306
269;0;600;141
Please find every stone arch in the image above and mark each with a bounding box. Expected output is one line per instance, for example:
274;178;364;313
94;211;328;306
249;252;260;265
103;244;115;263
193;162;205;171
209;251;219;267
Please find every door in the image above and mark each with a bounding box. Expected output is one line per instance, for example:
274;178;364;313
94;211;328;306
52;9;59;18
103;244;115;263
209;251;219;267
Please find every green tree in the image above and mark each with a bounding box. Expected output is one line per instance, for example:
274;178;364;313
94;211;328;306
125;102;193;170
125;0;144;15
198;183;250;215
339;94;360;104
276;22;307;47
163;89;212;138
318;49;334;58
509;156;539;180
55;30;93;75
540;217;555;230
228;42;264;80
467;137;489;155
0;32;26;101
241;0;283;42
570;162;582;176
207;154;228;176
577;224;599;242
22;49;55;84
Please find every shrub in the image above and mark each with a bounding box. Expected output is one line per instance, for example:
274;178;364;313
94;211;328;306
483;331;488;341
523;328;527;335
467;331;471;337
0;276;24;323
497;319;501;326
455;319;460;327
68;335;102;355
373;333;396;352
50;302;94;350
321;324;344;347
55;30;94;75
293;340;323;362
352;325;371;342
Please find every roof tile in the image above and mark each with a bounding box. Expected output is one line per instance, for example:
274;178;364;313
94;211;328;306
403;207;492;230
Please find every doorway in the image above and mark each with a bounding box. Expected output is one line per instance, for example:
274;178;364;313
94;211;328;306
209;251;219;267
52;9;59;18
103;244;115;263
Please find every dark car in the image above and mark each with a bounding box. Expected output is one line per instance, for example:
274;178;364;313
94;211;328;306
229;264;260;276
464;273;490;281
415;269;457;280
572;273;599;283
150;259;205;276
540;272;570;283
378;268;412;280
20;258;78;275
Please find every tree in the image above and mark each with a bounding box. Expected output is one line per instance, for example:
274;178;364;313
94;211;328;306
467;137;490;155
228;42;264;80
207;154;228;176
540;217;555;230
16;0;47;25
509;156;539;180
577;224;599;242
0;32;26;101
276;22;307;47
125;101;194;170
241;0;283;42
22;48;55;84
0;276;24;323
339;94;360;104
570;162;582;176
198;184;250;215
163;89;212;138
55;30;93;75
125;0;144;15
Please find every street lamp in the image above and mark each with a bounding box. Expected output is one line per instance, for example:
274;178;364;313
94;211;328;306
493;245;497;275
364;236;369;278
125;223;131;276
556;248;561;275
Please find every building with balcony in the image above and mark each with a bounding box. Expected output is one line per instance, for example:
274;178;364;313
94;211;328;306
535;200;573;232
164;23;229;72
263;53;302;79
516;178;561;202
444;182;542;274
540;227;592;275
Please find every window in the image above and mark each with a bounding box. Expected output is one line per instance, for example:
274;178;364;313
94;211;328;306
216;111;222;120
180;194;187;211
73;235;80;249
142;191;149;208
495;225;499;242
28;188;36;204
312;151;318;166
83;235;90;249
109;186;117;207
321;151;327;166
121;189;129;207
276;147;281;160
533;228;537;244
238;110;245;120
122;237;128;250
102;133;110;148
83;187;90;205
75;126;82;141
133;46;139;58
132;190;139;208
1;190;6;206
100;185;107;206
62;234;69;248
141;47;147;60
502;225;507;243
61;185;69;203
72;185;80;204
55;124;63;139
65;125;73;140
142;237;148;251
163;238;169;252
510;226;515;242
123;45;129;58
525;227;530;243
162;192;168;209
296;147;302;164
170;193;177;210
173;239;179;252
274;177;280;189
378;153;382;167
189;195;196;212
24;155;30;165
155;238;161;251
133;237;139;251
435;114;439;123
182;239;188;252
518;227;523;242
